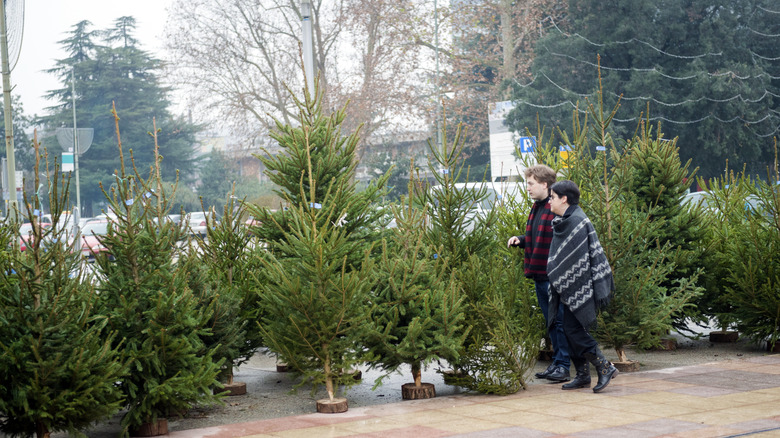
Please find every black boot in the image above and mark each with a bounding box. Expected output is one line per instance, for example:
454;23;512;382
561;359;590;390
585;350;618;393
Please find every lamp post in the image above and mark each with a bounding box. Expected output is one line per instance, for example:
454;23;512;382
0;0;18;222
301;1;314;94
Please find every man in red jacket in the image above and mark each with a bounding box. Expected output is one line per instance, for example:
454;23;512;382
508;165;571;383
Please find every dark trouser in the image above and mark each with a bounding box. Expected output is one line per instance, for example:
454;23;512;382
561;304;599;366
536;280;571;371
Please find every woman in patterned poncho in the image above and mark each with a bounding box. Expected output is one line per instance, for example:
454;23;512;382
547;180;618;393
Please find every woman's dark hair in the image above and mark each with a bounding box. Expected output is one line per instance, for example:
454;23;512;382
550;180;580;205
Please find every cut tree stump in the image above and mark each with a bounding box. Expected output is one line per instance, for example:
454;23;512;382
654;337;678;351
130;419;168;437
276;363;288;372
709;331;739;343
214;381;247;396
613;360;640;373
316;397;348;413
402;382;435;400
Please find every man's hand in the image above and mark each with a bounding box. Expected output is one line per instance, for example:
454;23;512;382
507;236;522;249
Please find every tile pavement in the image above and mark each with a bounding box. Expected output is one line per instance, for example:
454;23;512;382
168;355;780;438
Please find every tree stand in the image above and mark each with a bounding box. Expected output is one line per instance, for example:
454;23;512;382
130;419;168;437
316;397;348;413
276;361;288;372
612;348;640;372
709;330;739;343
402;362;436;400
214;368;247;396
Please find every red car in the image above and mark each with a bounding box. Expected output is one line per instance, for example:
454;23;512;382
78;220;112;261
18;222;52;252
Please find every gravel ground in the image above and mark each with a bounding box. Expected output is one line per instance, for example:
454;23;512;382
47;329;775;438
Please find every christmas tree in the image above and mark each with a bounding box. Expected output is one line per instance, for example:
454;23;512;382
93;108;223;435
563;73;702;364
186;194;264;393
366;175;467;399
254;82;385;412
0;141;125;438
416;121;543;394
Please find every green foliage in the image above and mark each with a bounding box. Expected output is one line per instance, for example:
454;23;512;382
717;158;780;348
366;182;467;388
186;195;264;383
508;0;780;178
0;148;125;438
39;17;199;216
258;197;375;400
92;111;222;435
249;83;388;263
417;122;543;394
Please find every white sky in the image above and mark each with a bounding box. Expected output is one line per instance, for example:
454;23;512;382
12;0;174;118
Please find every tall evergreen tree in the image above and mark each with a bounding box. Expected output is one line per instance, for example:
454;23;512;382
252;83;386;412
508;0;780;178
39;17;199;215
93;108;222;436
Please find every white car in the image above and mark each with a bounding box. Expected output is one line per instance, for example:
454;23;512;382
184;211;216;236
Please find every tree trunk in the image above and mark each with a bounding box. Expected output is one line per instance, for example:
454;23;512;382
36;421;50;438
412;361;422;387
616;348;628;363
323;347;334;401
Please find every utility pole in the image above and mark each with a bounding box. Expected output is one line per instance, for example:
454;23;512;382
0;0;18;222
71;69;82;218
301;1;315;95
434;0;443;159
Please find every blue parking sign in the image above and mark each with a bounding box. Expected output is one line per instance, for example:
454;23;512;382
519;136;536;153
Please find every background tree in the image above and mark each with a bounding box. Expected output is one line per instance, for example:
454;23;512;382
39;17;199;216
438;0;566;162
197;149;238;210
508;0;780;178
164;0;429;148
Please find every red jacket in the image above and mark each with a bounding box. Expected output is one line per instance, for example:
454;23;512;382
513;198;555;281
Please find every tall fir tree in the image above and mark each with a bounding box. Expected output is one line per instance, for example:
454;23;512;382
93;107;222;435
0;142;125;438
415;122;543;394
253;82;384;411
39;17;199;215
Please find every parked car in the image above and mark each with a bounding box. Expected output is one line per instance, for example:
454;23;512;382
184;211;217;237
78;219;112;261
17;221;52;252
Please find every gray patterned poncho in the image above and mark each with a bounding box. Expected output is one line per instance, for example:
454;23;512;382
547;205;614;330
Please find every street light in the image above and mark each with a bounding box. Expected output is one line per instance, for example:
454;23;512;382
301;1;314;94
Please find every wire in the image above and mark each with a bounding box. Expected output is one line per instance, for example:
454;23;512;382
542;16;723;59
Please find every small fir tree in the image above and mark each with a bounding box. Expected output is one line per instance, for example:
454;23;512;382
719;149;780;349
186;194;265;388
622;123;709;333
93;107;223;435
417;121;543;394
366;176;467;394
0;142;125;438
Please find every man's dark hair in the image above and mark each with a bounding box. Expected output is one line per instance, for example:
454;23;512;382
551;180;580;205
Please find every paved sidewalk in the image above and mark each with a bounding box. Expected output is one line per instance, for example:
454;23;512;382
169;355;780;438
